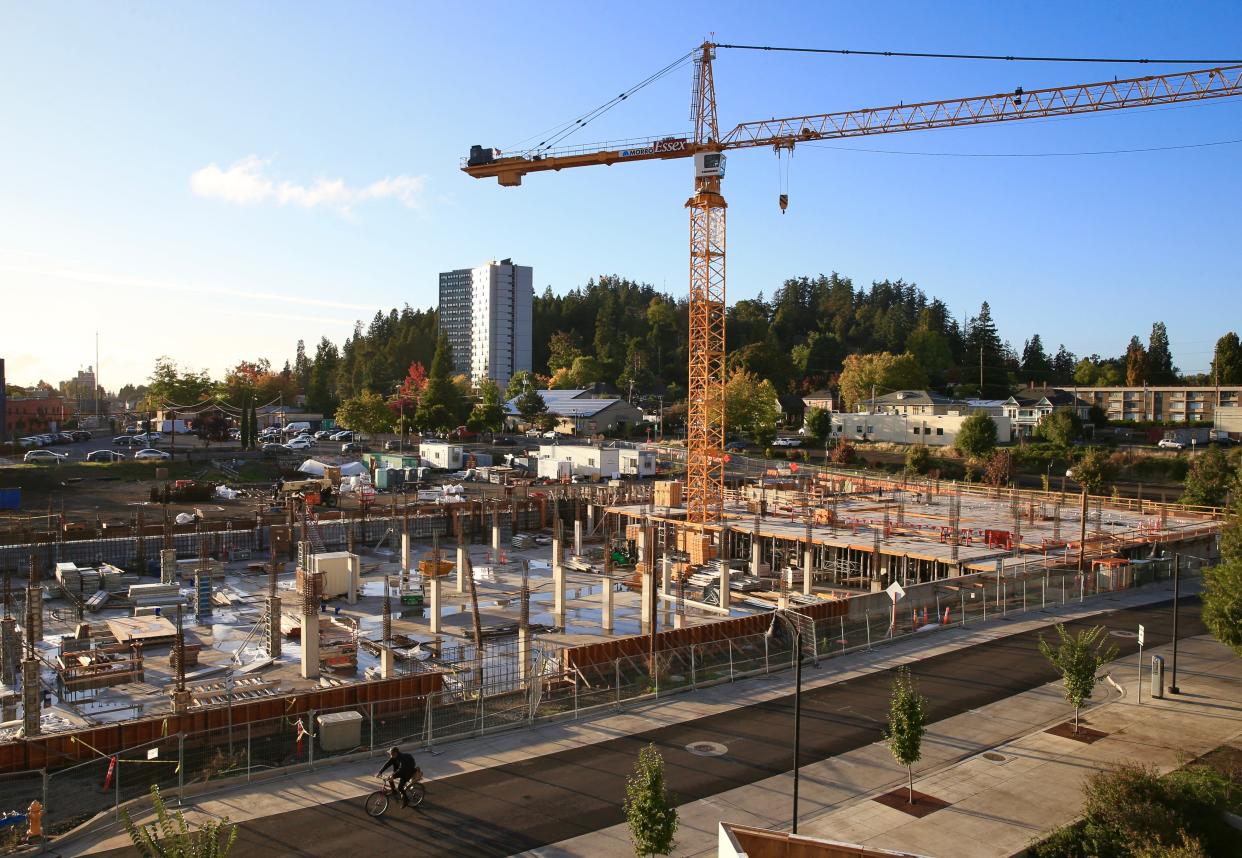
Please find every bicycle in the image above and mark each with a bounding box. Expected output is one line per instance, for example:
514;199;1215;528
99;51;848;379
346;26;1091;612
365;771;425;816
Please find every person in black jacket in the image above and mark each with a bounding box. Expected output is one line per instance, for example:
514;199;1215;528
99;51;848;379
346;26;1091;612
378;746;418;805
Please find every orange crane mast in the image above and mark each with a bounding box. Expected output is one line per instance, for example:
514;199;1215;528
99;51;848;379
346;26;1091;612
463;44;1242;526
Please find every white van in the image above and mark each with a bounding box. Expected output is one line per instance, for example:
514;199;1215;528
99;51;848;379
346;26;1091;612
283;422;312;435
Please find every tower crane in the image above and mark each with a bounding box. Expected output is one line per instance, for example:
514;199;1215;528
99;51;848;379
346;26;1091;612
463;42;1242;525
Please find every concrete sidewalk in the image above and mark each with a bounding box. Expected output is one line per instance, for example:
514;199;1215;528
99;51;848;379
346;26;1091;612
58;581;1199;857
527;632;1242;858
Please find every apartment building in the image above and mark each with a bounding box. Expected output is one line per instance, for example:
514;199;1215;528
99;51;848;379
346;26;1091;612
1070;385;1242;423
438;259;533;388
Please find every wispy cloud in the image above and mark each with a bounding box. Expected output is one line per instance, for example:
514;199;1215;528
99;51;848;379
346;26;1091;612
190;156;426;211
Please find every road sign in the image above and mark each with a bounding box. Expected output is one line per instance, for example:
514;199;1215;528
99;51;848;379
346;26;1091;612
1138;624;1145;646
886;581;905;602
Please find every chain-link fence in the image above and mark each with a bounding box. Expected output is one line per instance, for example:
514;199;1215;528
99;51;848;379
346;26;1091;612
21;553;1202;840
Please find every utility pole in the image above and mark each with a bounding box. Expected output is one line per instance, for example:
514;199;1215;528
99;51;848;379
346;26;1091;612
979;347;984;392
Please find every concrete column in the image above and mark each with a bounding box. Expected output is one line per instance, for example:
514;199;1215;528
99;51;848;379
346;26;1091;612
803;547;813;596
553;562;566;624
22;660;39;736
751;535;763;576
346;555;360;605
587;503;594;532
379;646;395;679
673;611;684;630
172;689;191;714
718;561;731;612
551;532;562;570
0;617;16;687
492;520;501;554
517;627;530;681
266;595;282;658
427;575;442;635
25;591;40;645
641;568;653;629
574;520;583;556
160;549;178;585
600;578;614;632
300;608;320;680
400;533;411;579
661;554;671;596
456;544;468;593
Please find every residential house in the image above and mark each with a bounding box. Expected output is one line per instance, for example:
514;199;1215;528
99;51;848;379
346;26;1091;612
1003;387;1083;438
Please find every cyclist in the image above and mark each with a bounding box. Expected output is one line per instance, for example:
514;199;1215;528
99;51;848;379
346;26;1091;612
378;746;418;806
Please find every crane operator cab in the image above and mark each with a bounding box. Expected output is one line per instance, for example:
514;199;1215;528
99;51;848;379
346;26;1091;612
695;151;726;179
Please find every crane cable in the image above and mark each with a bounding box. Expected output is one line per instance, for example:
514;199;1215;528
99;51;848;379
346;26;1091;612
527;49;696;156
715;44;1242;65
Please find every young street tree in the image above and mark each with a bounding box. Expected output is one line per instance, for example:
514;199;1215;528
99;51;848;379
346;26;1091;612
1038;623;1118;732
124;785;237;858
624;743;678;858
885;666;928;805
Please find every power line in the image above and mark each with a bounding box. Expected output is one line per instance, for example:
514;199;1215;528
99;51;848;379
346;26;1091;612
801;136;1242;158
715;43;1242;65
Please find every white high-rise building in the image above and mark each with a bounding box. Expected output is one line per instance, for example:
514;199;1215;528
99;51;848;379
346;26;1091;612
439;259;533;390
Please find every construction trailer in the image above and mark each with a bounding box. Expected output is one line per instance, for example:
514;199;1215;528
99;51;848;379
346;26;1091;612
420;441;463;470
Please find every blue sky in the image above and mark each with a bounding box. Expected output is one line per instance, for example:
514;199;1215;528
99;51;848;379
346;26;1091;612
3;0;1241;388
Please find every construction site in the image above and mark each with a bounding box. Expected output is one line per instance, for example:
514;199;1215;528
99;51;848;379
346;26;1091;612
0;455;1225;833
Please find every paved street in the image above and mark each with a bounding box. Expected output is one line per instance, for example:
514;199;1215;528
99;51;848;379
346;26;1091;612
83;597;1203;858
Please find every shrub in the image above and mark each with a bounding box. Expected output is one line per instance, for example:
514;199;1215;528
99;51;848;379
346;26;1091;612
830;442;857;465
904;445;931;475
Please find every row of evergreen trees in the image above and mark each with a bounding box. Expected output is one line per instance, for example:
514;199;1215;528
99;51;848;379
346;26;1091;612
283;271;1219;413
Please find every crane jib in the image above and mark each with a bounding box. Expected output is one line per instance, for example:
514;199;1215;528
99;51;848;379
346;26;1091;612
619;138;689;158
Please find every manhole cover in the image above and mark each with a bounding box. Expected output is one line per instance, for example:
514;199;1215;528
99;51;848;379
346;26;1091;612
1110;630;1139;638
685;741;728;757
981;751;1007;762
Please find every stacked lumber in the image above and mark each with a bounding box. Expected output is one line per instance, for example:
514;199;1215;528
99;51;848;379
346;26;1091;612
687;534;716;565
128;583;185;610
55;562;101;595
654;481;683;508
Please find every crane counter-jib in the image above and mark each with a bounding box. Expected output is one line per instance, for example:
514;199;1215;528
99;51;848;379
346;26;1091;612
462;137;705;185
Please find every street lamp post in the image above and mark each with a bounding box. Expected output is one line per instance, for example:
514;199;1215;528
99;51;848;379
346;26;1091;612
767;609;802;834
1169;553;1181;695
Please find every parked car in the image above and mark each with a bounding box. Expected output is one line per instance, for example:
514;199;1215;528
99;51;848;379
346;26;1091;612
133;448;171;461
112;435;138;446
331;431;354;442
132;432;163;445
524;429;542;437
492;437;516;446
314;430;334;440
773;436;802;448
56;432;74;444
541;430;557;439
261;443;290;458
24;450;67;463
724;440;748;451
341;442;362;454
70;430;92;442
86;449;127;462
449;426;477;441
286;438;313;451
1157;438;1185;450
